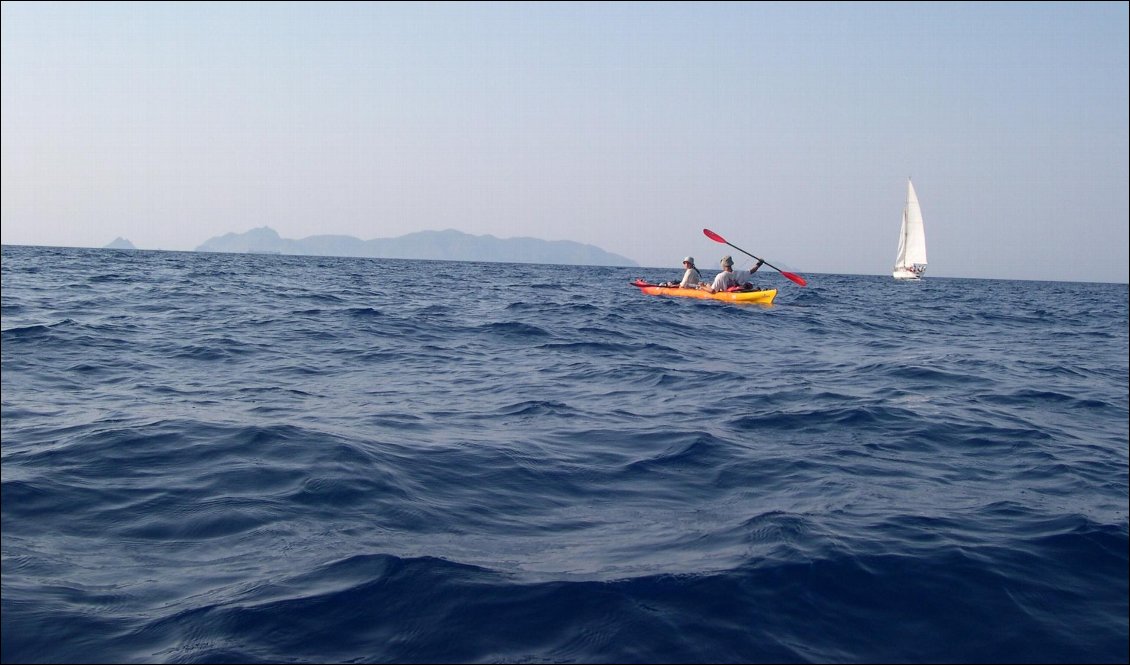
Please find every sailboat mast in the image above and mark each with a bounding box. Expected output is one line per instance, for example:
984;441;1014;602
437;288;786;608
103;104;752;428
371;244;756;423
894;177;911;269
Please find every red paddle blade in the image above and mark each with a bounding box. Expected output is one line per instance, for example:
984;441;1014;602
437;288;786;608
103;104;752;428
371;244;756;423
703;228;726;243
781;271;807;287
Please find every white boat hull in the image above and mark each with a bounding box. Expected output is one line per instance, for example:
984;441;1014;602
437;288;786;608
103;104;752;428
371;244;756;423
893;265;925;280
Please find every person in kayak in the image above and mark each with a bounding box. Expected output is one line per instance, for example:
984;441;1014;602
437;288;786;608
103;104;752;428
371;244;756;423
658;256;701;288
733;258;765;288
678;257;703;287
701;255;740;293
676;256;702;287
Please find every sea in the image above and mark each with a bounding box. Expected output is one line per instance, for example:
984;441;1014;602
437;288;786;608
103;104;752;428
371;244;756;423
2;244;1127;664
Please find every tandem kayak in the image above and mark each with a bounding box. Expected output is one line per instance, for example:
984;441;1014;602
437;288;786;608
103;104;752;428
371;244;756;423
630;279;776;304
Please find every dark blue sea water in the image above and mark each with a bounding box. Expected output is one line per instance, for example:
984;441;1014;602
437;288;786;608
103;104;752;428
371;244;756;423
2;245;1127;664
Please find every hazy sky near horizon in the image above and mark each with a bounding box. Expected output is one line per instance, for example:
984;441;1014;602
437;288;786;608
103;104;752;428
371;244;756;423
2;1;1127;283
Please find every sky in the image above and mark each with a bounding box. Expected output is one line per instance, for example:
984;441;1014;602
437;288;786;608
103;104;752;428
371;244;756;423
2;1;1127;283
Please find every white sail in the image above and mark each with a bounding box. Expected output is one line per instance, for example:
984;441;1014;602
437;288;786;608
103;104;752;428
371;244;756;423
893;178;928;280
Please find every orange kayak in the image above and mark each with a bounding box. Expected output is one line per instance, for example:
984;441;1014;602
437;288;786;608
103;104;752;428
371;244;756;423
630;279;777;304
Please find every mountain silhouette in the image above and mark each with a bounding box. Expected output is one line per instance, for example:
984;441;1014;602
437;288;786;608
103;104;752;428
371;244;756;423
195;227;637;266
104;237;137;250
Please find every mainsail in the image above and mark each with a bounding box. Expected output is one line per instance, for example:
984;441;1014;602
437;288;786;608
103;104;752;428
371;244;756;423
893;178;928;279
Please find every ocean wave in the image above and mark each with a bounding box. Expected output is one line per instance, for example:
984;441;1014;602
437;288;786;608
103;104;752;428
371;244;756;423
2;246;1126;663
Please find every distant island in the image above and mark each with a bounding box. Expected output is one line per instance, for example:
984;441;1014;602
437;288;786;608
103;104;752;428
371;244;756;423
194;227;637;267
104;237;137;250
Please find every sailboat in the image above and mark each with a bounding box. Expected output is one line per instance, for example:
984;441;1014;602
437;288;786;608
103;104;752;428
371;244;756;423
892;177;928;280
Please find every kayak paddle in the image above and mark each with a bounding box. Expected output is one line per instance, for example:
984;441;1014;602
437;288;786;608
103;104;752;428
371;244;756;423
702;228;807;287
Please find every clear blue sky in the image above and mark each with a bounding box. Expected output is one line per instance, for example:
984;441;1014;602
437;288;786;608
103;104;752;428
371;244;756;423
2;1;1127;283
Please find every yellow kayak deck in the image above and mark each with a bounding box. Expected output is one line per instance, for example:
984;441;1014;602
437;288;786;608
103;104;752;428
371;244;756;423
631;280;776;304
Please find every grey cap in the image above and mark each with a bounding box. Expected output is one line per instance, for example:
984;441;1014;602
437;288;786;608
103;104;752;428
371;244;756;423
720;255;733;267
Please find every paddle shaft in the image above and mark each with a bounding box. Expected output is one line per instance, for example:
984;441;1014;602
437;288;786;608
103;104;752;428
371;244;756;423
702;228;807;287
